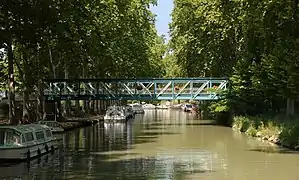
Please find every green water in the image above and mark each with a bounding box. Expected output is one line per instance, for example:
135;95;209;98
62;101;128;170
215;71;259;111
1;110;299;180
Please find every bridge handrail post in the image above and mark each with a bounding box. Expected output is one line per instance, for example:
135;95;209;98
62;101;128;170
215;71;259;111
171;80;174;99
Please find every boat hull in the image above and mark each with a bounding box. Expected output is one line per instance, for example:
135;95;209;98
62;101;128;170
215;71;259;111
104;114;134;123
183;108;192;112
0;139;59;161
104;115;126;120
134;109;145;114
156;106;169;109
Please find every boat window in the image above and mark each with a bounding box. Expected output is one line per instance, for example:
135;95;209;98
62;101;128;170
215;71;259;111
133;105;142;109
25;132;34;142
0;131;5;145
21;135;25;143
186;104;193;108
35;131;45;140
5;131;21;145
46;130;52;137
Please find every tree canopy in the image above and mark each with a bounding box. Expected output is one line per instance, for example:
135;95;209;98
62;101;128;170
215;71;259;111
170;0;299;115
0;0;166;93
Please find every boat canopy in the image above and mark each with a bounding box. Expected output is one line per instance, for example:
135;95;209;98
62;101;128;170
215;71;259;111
0;124;50;134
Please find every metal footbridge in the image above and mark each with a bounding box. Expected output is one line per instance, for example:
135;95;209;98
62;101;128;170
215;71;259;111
43;78;229;101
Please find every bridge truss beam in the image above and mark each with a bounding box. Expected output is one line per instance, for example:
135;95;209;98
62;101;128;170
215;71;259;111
43;78;229;101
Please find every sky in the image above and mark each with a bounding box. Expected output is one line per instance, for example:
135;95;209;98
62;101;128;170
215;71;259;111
150;0;174;42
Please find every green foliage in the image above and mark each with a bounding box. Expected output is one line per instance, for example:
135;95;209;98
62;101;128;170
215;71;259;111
0;0;166;92
162;51;182;77
170;0;299;115
208;100;229;113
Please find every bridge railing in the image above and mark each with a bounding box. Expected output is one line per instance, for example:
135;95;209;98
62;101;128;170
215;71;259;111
42;78;229;101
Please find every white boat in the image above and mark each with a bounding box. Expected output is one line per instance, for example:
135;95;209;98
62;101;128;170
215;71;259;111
171;104;182;109
36;121;64;133
125;105;135;118
104;106;133;122
129;103;145;114
142;103;156;109
0;124;59;161
181;104;193;112
156;104;170;109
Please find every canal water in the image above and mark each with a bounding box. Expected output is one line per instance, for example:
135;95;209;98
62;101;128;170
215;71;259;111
1;110;299;180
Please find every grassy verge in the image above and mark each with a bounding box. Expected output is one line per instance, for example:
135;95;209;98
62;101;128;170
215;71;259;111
232;115;299;149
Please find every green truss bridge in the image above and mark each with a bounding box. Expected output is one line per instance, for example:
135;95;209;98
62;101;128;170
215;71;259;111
43;78;229;101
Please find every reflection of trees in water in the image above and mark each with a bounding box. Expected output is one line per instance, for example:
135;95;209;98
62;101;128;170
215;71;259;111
7;111;218;180
63;122;134;153
103;122;134;151
142;110;199;125
9;152;213;180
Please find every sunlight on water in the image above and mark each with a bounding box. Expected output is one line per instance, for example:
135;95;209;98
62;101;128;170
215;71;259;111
1;110;299;180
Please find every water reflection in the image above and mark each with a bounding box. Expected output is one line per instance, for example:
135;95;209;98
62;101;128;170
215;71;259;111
2;109;299;179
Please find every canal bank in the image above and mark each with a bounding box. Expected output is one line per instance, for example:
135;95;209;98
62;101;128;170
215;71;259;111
203;103;299;151
60;115;104;131
0;114;104;132
2;110;299;180
232;115;299;150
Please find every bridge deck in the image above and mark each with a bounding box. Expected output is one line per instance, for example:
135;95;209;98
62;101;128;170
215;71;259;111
43;78;229;101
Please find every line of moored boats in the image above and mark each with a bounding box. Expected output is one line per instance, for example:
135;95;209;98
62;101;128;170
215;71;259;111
103;102;197;122
0;102;196;162
0;104;146;162
103;103;145;122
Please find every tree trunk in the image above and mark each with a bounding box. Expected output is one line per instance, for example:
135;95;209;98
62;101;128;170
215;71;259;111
286;98;294;116
7;37;15;124
21;50;31;123
96;100;99;113
63;63;70;117
37;80;45;121
91;100;95;113
49;49;62;120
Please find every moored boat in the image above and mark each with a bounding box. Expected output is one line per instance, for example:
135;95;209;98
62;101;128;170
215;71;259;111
125;105;135;118
0;124;59;161
181;104;193;112
156;104;170;109
36;121;64;133
104;106;132;122
129;103;145;114
172;104;182;109
142;103;156;109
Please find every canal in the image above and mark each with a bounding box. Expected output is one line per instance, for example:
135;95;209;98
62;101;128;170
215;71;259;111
1;110;299;180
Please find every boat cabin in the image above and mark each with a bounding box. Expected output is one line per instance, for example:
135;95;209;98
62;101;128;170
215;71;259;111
106;106;125;115
0;124;53;147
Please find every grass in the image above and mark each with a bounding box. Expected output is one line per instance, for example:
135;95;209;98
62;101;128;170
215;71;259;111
232;115;299;149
